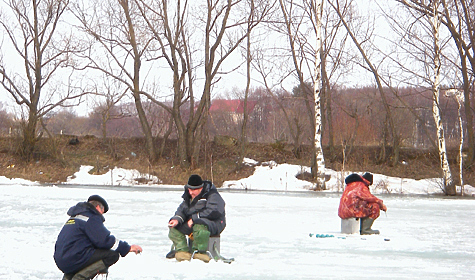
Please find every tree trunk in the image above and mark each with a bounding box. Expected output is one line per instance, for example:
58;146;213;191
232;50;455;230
120;0;157;162
330;1;400;166
321;52;334;159
159;114;174;157
312;0;326;190
455;94;464;195
134;91;157;162
22;109;38;161
432;0;455;195
239;1;254;169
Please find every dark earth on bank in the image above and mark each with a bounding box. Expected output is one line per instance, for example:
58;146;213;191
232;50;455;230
0;136;473;191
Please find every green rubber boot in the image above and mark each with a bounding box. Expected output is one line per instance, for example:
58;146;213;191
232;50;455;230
168;227;189;252
360;218;380;235
192;224;211;262
192;224;210;252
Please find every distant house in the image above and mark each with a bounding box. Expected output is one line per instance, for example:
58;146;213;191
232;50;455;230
209;99;258;124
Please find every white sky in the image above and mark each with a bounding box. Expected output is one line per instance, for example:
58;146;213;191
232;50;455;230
0;0;405;117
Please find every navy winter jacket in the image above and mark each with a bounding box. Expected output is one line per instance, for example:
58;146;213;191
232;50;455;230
54;202;130;274
171;181;226;235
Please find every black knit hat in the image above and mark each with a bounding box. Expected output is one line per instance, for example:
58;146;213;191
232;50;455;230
186;174;204;189
362;172;373;185
88;195;109;213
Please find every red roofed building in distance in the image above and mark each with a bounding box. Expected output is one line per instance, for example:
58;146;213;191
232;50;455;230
209;99;258;124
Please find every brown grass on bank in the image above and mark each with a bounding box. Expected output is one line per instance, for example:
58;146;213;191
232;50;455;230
0;136;473;189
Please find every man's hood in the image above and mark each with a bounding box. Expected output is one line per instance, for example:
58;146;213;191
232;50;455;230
344;173;366;185
66;202;105;221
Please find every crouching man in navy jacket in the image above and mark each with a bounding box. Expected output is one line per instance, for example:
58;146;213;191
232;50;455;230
54;195;142;280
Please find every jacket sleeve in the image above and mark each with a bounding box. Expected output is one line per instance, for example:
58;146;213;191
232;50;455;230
192;192;225;222
355;184;382;204
170;201;187;224
85;215;131;257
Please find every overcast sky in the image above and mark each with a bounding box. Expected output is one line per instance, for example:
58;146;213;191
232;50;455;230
0;0;442;117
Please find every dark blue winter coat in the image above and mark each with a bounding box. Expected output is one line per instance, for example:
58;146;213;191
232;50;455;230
171;181;226;235
54;202;130;274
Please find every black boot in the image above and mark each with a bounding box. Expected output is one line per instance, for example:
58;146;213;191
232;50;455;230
62;273;74;280
166;249;176;259
360;218;380;235
71;260;107;280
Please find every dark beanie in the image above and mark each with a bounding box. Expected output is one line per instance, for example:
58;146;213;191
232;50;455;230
362;172;373;185
88;195;109;213
187;174;204;189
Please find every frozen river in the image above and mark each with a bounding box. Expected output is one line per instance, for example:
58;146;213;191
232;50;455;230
1;183;474;279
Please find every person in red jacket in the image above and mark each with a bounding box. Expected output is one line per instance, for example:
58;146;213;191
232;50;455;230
338;173;387;234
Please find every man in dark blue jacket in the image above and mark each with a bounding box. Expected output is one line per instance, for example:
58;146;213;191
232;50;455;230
54;195;142;280
167;174;226;262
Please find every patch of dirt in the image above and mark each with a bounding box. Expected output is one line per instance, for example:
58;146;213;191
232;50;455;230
0;136;473;189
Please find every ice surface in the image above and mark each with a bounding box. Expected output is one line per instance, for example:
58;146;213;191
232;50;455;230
0;160;474;279
1;184;474;279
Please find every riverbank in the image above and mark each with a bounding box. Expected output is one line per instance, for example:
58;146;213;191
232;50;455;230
1;136;473;191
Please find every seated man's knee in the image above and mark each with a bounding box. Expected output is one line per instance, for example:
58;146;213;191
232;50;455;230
169;227;178;238
192;224;210;242
169;227;187;241
192;224;209;232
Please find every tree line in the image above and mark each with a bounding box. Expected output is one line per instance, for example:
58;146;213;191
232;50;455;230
0;0;473;194
0;84;467;156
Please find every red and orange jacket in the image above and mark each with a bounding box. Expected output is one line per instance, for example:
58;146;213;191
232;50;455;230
338;174;382;219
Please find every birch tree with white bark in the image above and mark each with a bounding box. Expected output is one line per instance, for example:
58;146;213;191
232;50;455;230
445;89;465;195
277;0;327;188
312;0;326;189
431;0;456;195
396;0;475;169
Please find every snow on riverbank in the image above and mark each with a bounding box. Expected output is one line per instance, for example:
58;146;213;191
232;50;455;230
1;158;474;195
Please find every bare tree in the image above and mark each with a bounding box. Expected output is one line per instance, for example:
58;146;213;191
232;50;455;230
396;0;475;168
438;1;474;168
431;0;455;195
394;0;472;194
275;0;359;186
446;88;465;195
278;0;326;184
238;0;260;169
278;0;316;147
82;75;128;140
136;0;272;168
0;102;14;136
320;1;350;160
71;0;158;162
311;0;326;189
329;0;402;166
252;42;309;157
0;0;83;160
